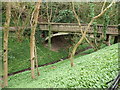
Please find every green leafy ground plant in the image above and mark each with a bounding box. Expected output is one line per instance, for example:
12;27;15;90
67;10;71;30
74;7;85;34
8;43;119;88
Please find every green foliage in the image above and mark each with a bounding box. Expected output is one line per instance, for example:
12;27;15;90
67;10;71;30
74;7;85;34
8;37;30;73
7;34;100;74
8;43;119;88
2;2;118;25
103;11;110;40
89;3;98;38
53;10;75;23
35;30;44;44
89;3;99;50
89;3;95;18
1;2;117;34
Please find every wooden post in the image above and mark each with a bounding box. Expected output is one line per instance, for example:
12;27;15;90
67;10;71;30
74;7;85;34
3;2;11;87
108;35;111;46
106;34;109;41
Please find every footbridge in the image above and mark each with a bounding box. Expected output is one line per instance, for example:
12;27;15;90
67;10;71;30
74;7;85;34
0;23;118;35
39;23;118;35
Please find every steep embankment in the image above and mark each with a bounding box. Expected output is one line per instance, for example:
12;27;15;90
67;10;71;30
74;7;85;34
8;43;119;88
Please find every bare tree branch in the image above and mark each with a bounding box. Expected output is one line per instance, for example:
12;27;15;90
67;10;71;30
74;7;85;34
101;0;107;12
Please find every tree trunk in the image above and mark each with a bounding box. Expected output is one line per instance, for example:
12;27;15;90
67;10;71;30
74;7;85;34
30;34;35;79
3;2;11;87
30;0;41;79
34;45;40;76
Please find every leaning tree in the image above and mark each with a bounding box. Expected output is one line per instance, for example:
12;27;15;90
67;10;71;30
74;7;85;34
70;0;115;67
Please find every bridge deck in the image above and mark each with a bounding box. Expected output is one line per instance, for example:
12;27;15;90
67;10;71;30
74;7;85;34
0;23;118;35
39;23;118;35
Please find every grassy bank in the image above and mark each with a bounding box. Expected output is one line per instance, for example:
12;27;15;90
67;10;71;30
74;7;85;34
7;36;92;74
6;32;113;74
8;43;119;88
8;37;69;73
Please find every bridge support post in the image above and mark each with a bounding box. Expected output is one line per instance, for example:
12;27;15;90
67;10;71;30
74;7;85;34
114;36;118;44
114;24;120;44
106;34;111;46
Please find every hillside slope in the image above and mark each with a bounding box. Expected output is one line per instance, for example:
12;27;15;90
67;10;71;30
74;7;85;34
8;38;69;73
8;43;119;88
